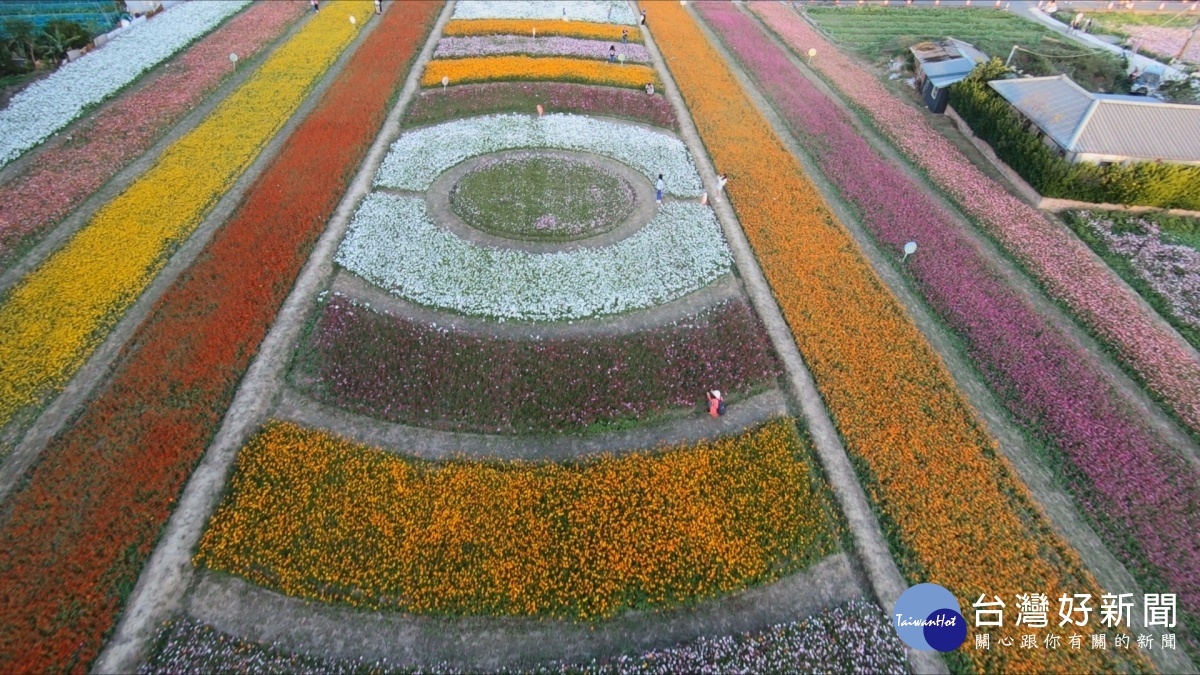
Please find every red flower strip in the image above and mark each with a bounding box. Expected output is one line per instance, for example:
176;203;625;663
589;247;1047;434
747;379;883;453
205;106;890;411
0;1;307;271
0;3;440;672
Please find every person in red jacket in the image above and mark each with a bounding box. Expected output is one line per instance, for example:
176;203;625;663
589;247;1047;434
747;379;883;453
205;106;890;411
706;390;725;418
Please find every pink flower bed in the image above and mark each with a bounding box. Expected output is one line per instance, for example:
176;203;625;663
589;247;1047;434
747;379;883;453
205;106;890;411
0;0;306;270
1127;25;1200;64
752;2;1200;437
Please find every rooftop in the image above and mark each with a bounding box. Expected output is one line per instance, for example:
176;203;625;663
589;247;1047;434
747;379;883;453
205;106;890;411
911;38;988;89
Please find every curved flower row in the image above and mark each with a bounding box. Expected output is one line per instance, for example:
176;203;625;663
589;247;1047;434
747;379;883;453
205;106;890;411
143;599;906;674
0;1;374;432
444;18;641;43
0;2;441;670
433;35;651;63
421;55;658;91
194;418;840;619
404;82;677;130
295;293;779;433
707;0;1200;635
0;0;307;271
376;113;701;195
646;3;1121;671
452;0;637;26
336;194;731;321
0;0;250;168
750;3;1200;437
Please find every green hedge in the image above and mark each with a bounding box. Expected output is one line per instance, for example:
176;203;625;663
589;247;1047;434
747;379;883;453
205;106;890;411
949;60;1200;210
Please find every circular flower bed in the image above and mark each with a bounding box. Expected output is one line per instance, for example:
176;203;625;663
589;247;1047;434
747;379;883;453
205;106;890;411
375;113;703;197
336;193;731;321
450;152;636;242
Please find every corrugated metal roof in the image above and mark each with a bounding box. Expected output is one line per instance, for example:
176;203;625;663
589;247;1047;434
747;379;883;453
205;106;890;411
929;72;971;89
989;76;1094;148
989;75;1200;162
1074;100;1200;162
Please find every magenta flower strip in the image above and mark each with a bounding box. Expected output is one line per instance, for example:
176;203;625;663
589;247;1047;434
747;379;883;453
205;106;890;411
752;3;1200;439
403;81;678;130
294;293;780;434
434;35;651;63
697;1;1200;623
0;0;307;270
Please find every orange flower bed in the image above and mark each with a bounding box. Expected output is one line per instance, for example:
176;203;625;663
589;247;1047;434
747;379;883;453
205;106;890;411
646;3;1126;672
443;19;641;43
421;55;658;90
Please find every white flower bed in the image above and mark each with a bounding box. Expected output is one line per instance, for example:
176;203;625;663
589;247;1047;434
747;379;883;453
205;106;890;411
0;0;250;168
452;1;638;25
376;114;703;196
336;193;732;321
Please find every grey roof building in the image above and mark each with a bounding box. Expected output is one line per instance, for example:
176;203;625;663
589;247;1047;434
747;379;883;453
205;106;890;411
988;74;1200;166
910;38;988;113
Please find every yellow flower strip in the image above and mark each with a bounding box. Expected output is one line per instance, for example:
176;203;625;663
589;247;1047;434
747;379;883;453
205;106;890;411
0;1;374;429
421;55;659;90
647;3;1122;672
443;19;642;43
195;418;840;620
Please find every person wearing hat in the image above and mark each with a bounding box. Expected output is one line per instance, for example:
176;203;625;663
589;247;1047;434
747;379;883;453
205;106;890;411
706;390;725;418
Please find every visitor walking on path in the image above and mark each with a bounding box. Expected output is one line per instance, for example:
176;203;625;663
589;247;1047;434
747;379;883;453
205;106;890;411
311;0;319;12
716;173;728;201
656;174;664;204
640;11;647;26
706;390;725;418
609;45;616;63
375;0;382;15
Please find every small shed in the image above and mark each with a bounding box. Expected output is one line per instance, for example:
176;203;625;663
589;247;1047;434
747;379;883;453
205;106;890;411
988;74;1200;165
910;38;988;113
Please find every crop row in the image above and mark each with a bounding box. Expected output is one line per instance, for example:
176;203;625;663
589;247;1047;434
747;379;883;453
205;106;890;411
195;418;840;619
294;293;779;434
0;3;440;670
0;0;307;272
443;18;642;43
646;3;1123;671
421;55;658;91
722;0;1200;646
757;4;1200;438
0;0;374;432
403;82;678;130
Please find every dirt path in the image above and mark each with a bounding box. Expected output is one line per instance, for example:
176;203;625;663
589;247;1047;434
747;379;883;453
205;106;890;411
637;5;946;674
0;8;367;505
275;385;788;461
185;552;861;671
722;6;1194;673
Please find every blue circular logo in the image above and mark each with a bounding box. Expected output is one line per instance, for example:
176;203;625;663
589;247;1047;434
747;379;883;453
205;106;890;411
892;583;967;652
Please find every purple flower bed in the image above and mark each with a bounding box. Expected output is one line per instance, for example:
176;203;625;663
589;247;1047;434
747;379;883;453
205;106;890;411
142;600;905;674
434;35;651;63
403;82;678;130
293;294;780;434
695;1;1200;625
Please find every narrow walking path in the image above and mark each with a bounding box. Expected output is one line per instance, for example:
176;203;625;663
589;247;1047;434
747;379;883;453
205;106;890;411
724;7;1194;673
332;269;744;339
185;552;862;671
274;386;788;461
634;4;945;673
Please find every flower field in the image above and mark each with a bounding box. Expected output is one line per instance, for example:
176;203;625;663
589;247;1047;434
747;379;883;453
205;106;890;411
294;294;779;433
704;0;1200;642
403;82;677;130
1126;25;1200;64
0;0;374;433
0;2;440;671
751;3;1200;440
434;35;651;63
1063;211;1200;346
143;599;906;674
195;419;839;619
646;3;1123;671
421;55;658;90
0;0;307;271
443;18;640;43
0;0;250;167
336;194;730;321
376;113;701;194
452;1;637;25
